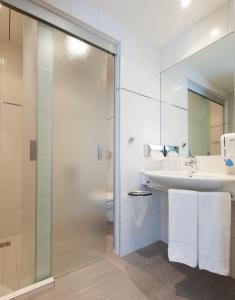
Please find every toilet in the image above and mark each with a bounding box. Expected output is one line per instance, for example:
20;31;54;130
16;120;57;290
106;192;114;222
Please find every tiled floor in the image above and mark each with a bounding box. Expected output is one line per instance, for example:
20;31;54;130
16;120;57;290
30;241;235;300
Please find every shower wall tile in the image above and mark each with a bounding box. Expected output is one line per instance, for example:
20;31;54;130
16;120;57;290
2;42;22;78
0;158;22;183
0;38;23;245
0;131;23;157
0;103;22;131
0;209;21;238
0;6;9;41
0;183;21;211
1;42;23;105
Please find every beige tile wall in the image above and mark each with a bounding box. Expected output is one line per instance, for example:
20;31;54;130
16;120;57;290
0;40;23;238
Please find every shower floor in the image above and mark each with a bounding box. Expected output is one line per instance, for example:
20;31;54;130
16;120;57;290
28;241;235;300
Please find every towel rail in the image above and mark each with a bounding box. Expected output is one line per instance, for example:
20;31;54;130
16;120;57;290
144;183;235;201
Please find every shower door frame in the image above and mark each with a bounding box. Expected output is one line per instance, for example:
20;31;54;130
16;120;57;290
0;0;121;298
1;0;121;254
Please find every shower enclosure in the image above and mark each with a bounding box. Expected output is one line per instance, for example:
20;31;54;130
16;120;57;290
0;3;114;297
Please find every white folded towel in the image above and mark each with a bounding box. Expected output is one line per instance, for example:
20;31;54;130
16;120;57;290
168;189;198;268
198;192;231;276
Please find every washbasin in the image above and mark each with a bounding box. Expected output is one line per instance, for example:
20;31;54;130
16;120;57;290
143;170;235;191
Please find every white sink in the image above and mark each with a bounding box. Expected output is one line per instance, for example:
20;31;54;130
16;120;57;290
142;170;235;191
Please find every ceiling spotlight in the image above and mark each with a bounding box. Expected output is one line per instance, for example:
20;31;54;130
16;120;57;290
181;0;191;9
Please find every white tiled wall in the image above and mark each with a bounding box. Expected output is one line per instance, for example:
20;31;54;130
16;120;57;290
120;88;161;255
160;1;233;71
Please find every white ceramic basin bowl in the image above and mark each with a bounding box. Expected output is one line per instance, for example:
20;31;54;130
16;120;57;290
143;170;235;191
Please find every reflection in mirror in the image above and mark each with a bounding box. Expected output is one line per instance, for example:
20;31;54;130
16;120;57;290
188;90;224;155
161;33;235;156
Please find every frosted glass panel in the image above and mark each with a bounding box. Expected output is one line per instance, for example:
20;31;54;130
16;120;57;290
36;23;53;281
52;30;108;276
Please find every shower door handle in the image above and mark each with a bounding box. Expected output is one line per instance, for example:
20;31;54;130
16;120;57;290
97;144;103;161
30;140;37;161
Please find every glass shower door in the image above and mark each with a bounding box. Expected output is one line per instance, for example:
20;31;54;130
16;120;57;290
52;30;108;276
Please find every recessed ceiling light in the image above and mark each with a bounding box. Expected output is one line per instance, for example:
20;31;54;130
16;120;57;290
210;28;220;38
181;0;191;9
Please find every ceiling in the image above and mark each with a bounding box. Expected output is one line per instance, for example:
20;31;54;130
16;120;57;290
185;33;235;93
86;0;228;47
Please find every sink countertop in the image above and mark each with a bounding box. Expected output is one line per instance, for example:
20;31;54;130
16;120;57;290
141;170;235;192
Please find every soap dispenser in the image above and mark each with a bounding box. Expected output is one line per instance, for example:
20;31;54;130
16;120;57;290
221;133;235;168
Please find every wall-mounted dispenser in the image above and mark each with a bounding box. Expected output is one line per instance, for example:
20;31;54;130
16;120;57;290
144;144;165;161
165;145;179;157
221;133;235;168
144;144;179;160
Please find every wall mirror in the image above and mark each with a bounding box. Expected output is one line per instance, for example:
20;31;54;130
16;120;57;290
160;33;235;156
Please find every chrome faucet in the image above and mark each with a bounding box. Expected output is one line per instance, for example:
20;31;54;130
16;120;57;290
185;151;198;173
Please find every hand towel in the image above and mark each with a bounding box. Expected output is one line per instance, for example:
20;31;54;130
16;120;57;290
168;189;198;268
198;192;231;276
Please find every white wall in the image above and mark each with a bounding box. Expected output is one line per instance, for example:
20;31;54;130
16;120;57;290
160;1;233;72
30;0;162;256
